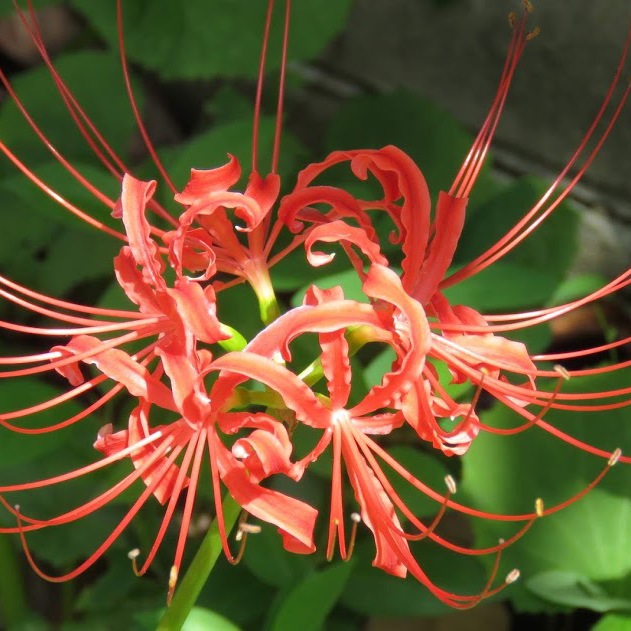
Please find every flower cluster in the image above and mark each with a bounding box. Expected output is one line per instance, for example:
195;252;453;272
0;0;630;611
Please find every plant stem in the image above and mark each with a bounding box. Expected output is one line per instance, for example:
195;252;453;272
0;536;27;627
157;492;242;630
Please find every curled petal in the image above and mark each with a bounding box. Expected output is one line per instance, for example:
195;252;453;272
278;185;376;239
216;440;317;554
232;418;295;482
119;175;165;290
165;278;228;345
114;248;164;314
305;221;388;269
245;171;281;215
175;155;242;203
56;335;177;412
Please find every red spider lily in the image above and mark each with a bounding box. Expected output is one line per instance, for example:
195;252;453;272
207;262;623;608
0;0;311;601
0;0;629;614
278;13;631;465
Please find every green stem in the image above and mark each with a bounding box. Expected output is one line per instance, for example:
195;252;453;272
0;536;27;627
157;492;242;630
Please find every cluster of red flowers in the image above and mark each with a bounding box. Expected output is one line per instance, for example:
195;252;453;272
1;0;630;609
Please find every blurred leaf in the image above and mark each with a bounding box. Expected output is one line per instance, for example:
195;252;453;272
385;446;450;518
241;525;315;589
0;160;122;232
0;1;59;17
0;51;142;165
550;273;607;306
199;554;275;626
267;560;354;631
0;379;82;468
340;539;488;617
181;607;240;631
70;0;352;80
594;614;631;631
325;90;496;205
461;369;631;611
75;554;139;613
444;261;559;312
454;176;579;303
526;571;631;613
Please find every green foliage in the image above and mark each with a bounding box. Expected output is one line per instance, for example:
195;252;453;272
0;51;142;165
461;369;631;611
70;0;352;80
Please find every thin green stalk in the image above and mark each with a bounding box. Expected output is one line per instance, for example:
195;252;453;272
157;492;242;630
0;536;27;627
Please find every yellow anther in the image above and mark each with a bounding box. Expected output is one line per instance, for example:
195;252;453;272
168;565;178;590
508;11;517;28
522;0;534;13
445;474;457;495
526;26;541;41
535;498;544;517
553;364;570;380
127;548;140;560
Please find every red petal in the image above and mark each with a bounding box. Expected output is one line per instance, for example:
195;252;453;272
411;192;467;304
60;335;177;412
215;438;317;553
119;175;165;290
175;155;242;203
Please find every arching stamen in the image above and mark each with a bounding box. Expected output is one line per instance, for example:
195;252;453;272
229;512;260;565
271;0;292;174
127;548;141;577
252;0;276;173
116;0;177;198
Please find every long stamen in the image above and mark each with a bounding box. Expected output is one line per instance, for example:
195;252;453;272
252;0;276;173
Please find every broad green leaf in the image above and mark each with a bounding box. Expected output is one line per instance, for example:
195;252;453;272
199;555;275;626
526;571;631;613
455;176;579;303
268;561;354;631
0;160;122;232
0;1;59;17
70;0;352;80
385;446;451;517
241;525;314;589
594;614;631;631
0;378;83;468
181;607;240;631
340;539;488;617
461;369;631;611
0;51;142;166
